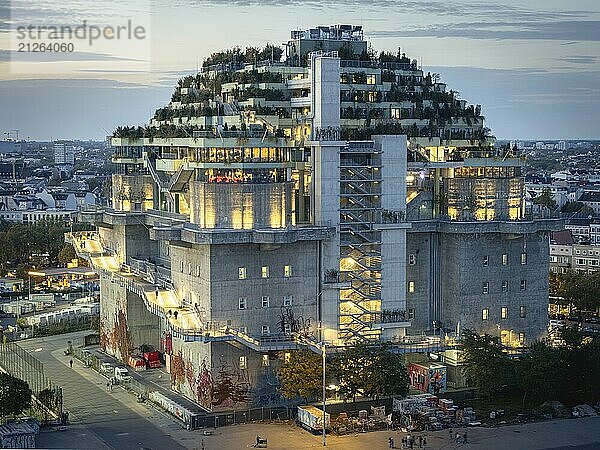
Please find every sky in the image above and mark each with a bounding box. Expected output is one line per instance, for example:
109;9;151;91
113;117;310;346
0;0;599;141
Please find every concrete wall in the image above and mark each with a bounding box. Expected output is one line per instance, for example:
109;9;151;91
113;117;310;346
407;230;550;343
208;241;320;337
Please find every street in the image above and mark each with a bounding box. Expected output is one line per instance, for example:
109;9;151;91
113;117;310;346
18;332;191;449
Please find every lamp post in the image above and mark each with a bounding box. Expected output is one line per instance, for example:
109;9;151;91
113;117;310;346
321;340;326;447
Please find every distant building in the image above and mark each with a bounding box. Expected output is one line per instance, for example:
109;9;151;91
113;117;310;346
577;191;600;215
54;141;75;166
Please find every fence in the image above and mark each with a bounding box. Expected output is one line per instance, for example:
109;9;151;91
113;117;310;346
0;339;63;419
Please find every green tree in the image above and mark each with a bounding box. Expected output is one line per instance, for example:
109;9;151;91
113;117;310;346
560;201;594;215
460;330;515;397
532;188;557;211
277;350;324;402
0;373;32;419
515;341;565;405
332;343;372;402
367;345;409;399
58;243;77;264
553;270;600;313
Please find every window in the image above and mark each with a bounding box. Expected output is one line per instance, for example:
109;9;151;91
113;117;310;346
502;280;509;292
408;254;416;265
262;354;270;367
391;108;401;119
482;282;489;294
576;258;585;265
482;308;489;320
284;265;292;277
501;307;508;319
238;297;247;309
520;279;527;291
238;267;247;279
284;352;291;363
261;266;269;278
521;253;527;265
238;326;248;334
283;295;293;307
520;306;526;318
408;281;415;293
261;296;270;308
483;255;489;267
408;308;415;319
196;265;201;277
239;356;247;370
519;333;525;345
502;254;508;266
261;325;270;335
284;323;292;334
188;263;192;275
180;261;184;272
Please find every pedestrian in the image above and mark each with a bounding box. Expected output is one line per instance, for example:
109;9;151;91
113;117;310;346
106;382;109;392
423;437;427;447
256;435;260;447
463;432;468;444
418;435;423;448
455;432;461;442
401;437;406;449
69;359;73;368
389;436;394;448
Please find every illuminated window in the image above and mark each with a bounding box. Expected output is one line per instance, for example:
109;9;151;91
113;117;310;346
391;108;401;119
238;267;247;279
284;265;292;277
239;356;247;370
502;254;508;266
519;332;525;344
501;307;508;319
408;281;415;293
520;279;527;291
367;74;376;85
283;295;293;307
482;308;489;320
502;280;509;292
520;306;526;318
261;266;269;278
262;354;270;367
482;282;489;294
262;325;270;335
521;253;527;265
284;352;291;363
261;296;270;308
238;326;247;334
408;308;415;319
408;254;416;265
238;297;247;309
483;255;489;267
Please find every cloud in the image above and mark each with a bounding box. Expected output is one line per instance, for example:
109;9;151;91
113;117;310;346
371;20;600;42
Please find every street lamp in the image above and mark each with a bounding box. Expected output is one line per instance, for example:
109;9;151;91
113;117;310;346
321;341;326;447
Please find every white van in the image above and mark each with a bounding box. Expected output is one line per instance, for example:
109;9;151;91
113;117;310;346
114;367;132;382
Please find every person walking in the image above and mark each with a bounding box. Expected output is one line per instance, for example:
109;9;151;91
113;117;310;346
423;437;427;448
418;435;423;448
69;359;73;368
463;432;468;444
389;436;394;448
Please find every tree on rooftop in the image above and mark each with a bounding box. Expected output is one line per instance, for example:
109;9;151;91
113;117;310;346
532;188;558;211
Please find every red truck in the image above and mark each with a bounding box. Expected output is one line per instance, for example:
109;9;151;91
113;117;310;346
143;351;161;369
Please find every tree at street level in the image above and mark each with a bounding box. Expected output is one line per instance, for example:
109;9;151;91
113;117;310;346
277;349;324;402
0;373;32;419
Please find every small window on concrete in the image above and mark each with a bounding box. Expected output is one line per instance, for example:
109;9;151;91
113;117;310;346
284;352;291;363
239;356;247;370
408;308;415;319
284;265;293;277
262;354;270;367
520;279;527;291
261;296;270;308
482;308;489;320
261;266;269;278
520;306;526;318
501;307;508;319
238;267;247;279
408;281;415;293
408;254;416;265
283;295;293;307
502;254;508;266
502;280;509;292
238;326;248;334
482;282;489;294
521;253;527;265
519;333;525;344
262;325;270;335
483;255;489;267
238;297;247;309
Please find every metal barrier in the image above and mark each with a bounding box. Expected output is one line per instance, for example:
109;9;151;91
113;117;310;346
0;340;63;419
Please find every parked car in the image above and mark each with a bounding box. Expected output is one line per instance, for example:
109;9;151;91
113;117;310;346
100;362;113;374
114;367;132;382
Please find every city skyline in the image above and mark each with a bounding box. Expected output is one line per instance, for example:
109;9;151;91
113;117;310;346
0;0;599;141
